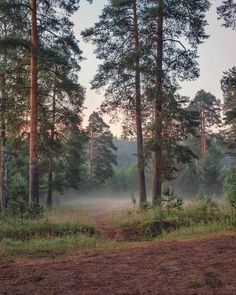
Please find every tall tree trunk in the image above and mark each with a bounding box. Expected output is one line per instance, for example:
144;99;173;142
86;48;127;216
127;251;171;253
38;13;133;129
132;0;147;205
47;87;56;209
200;108;207;159
0;75;8;213
89;130;94;180
29;0;39;204
47;157;53;209
152;0;164;206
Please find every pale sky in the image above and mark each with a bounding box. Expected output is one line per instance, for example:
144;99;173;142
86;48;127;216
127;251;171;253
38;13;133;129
72;0;236;136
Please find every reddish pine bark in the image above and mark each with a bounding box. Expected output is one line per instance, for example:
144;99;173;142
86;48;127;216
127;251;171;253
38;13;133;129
29;0;39;204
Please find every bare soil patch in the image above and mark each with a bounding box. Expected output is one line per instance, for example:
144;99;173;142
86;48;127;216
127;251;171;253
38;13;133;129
1;233;236;295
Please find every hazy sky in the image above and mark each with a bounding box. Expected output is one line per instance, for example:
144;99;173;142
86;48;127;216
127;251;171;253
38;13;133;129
72;0;236;136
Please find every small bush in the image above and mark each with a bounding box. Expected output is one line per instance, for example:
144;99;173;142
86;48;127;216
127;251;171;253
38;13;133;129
140;201;152;212
161;186;184;214
224;167;236;211
8;197;44;220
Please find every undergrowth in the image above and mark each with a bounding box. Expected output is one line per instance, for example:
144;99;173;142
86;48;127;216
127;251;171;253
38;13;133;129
0;219;96;241
0;197;235;257
109;196;236;241
0;209;125;257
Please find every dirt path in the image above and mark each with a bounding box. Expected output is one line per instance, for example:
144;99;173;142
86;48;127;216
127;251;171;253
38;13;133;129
1;233;236;295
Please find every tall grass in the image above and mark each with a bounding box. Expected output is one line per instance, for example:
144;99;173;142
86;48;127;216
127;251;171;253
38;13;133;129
0;199;235;257
0;219;96;241
0;235;124;257
0;209;125;257
108;198;236;240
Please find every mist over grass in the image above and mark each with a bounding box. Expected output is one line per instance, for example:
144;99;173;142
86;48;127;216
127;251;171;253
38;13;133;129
0;189;235;258
58;187;225;214
59;189;136;215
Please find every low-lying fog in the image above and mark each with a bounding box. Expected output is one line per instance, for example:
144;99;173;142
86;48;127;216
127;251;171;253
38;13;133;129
60;190;135;215
58;188;222;216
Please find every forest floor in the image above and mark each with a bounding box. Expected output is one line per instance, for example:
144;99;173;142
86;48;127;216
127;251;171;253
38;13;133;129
1;231;236;294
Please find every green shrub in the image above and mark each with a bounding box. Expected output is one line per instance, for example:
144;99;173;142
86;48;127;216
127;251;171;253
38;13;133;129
140;201;152;212
224;167;236;211
161;186;184;214
8;199;44;220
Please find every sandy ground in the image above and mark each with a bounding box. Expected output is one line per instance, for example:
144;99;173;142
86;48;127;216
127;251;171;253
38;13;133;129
1;233;236;295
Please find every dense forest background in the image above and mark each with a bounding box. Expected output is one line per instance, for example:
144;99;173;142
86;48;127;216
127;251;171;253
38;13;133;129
0;0;235;216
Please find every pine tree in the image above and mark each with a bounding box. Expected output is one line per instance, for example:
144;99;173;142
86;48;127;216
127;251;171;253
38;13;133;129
29;0;38;205
37;10;85;208
190;90;221;159
142;0;210;205
131;0;147;204
218;0;236;29
0;3;29;212
82;0;147;204
82;0;210;206
221;67;236;155
144;88;199;184
87;112;117;185
0;0;90;209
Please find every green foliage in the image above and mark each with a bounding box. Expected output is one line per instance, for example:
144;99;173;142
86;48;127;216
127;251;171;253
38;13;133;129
140;202;152;212
88;112;117;185
8;172;28;202
224;167;236;210
174;138;224;197
190;90;222;128
113;138;136;169
0;235;102;257
200;142;223;187
112;196;234;241
0;0;88;210
161;186;184;214
196;186;205;201
104;163;138;191
63;131;87;190
217;0;236;29
221;67;236;154
8;200;44;220
0;233;125;258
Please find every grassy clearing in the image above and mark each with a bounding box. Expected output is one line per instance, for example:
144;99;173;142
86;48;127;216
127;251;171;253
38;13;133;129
0;218;96;241
0;208;126;258
43;207;95;226
0;235;123;258
0;199;235;258
158;222;236;241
